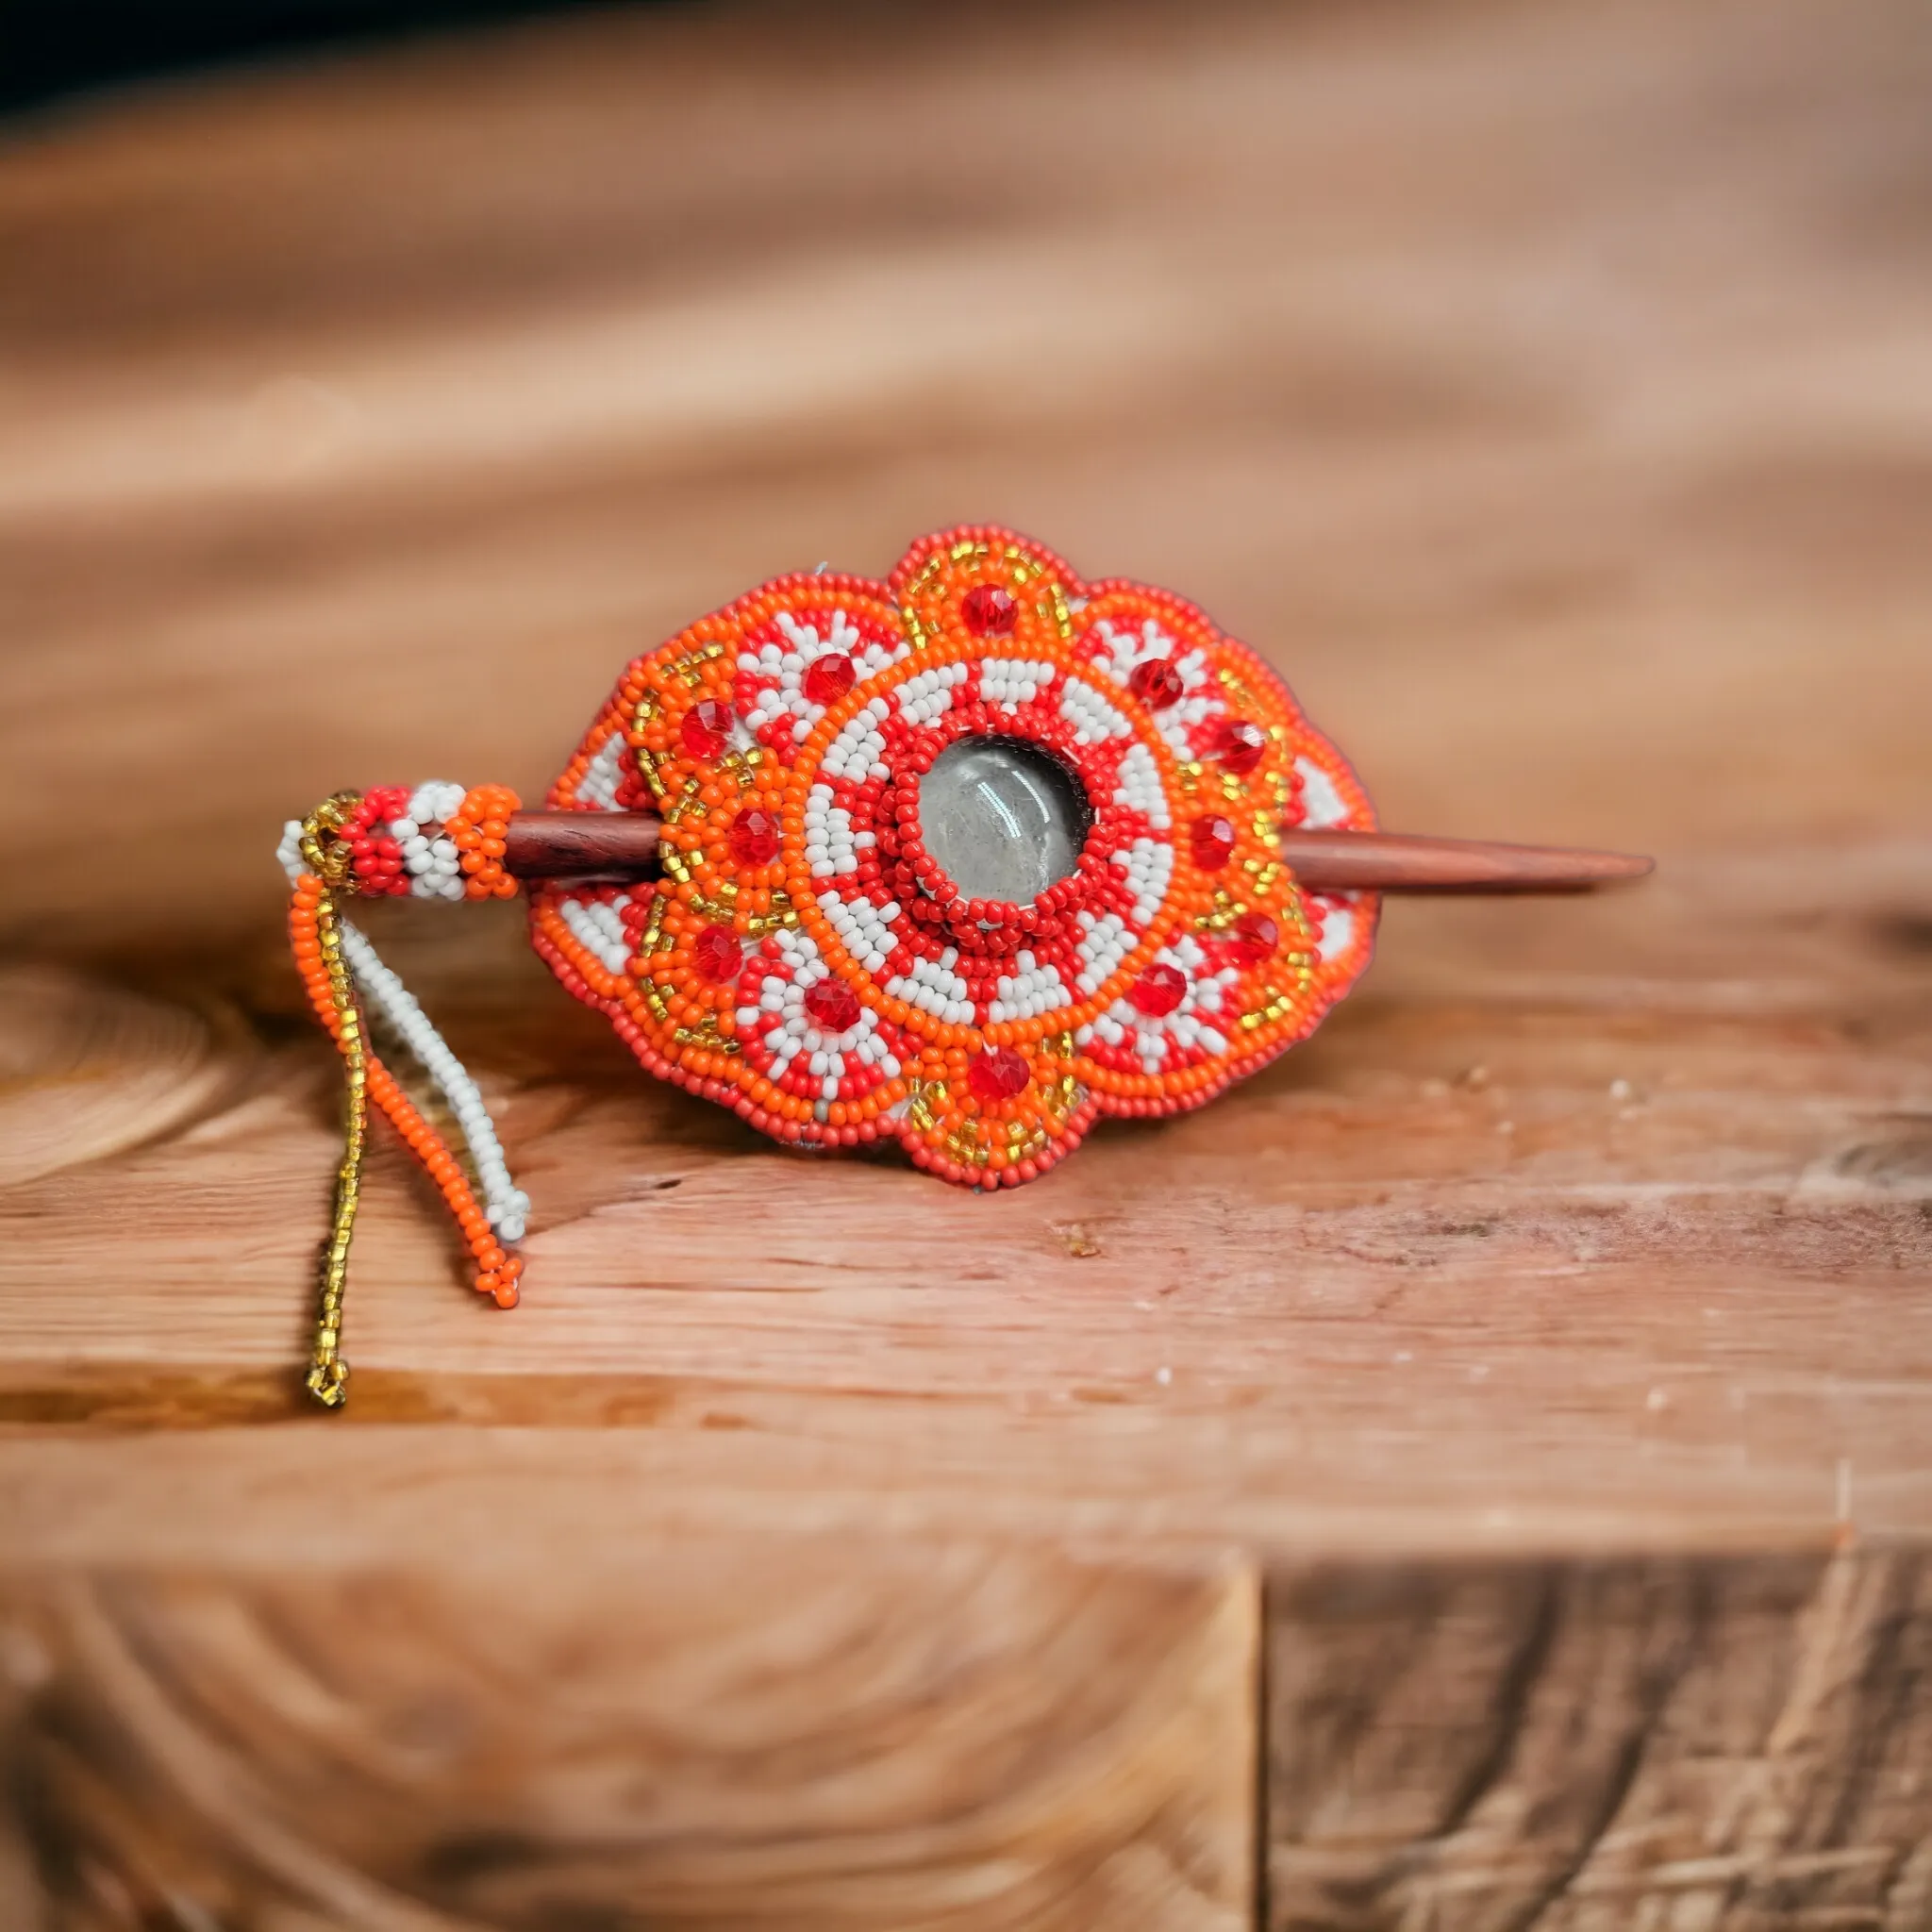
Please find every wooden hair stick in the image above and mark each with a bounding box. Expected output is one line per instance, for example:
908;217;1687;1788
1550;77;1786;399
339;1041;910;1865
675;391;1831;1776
499;811;1651;893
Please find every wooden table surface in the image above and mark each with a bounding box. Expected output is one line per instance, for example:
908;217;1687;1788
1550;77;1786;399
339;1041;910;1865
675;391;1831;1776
3;0;1930;1924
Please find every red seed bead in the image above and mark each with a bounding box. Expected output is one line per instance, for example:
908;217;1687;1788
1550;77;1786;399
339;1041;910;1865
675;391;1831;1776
803;978;861;1033
1129;658;1185;709
728;808;781;865
691;924;742;983
961;584;1017;637
1229;910;1279;966
968;1045;1030;1103
1191;814;1237;871
681;698;735;758
1214;718;1268;774
803;653;857;707
1129;961;1188;1017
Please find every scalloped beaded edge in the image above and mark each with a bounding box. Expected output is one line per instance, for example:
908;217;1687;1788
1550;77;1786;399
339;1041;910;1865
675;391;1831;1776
533;524;1379;1191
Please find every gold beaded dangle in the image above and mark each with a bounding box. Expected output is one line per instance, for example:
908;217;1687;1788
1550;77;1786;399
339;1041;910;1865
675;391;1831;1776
296;795;366;1407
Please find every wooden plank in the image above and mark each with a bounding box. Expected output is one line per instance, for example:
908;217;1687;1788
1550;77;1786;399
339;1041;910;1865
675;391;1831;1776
1268;1551;1932;1930
3;831;1929;1552
0;1544;1257;1929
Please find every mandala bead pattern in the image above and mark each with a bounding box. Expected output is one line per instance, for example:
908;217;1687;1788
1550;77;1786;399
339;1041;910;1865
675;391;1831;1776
534;525;1378;1189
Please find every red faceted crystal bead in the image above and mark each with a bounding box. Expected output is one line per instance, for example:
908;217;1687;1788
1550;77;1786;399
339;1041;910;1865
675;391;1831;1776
1129;961;1187;1017
680;697;735;758
968;1044;1030;1103
803;977;861;1033
1228;910;1279;966
691;923;742;983
803;653;857;707
1128;658;1184;709
961;584;1017;637
728;807;781;866
1213;718;1267;774
1190;814;1237;871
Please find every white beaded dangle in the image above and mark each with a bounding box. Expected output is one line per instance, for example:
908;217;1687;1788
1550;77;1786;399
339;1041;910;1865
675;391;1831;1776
276;791;529;1246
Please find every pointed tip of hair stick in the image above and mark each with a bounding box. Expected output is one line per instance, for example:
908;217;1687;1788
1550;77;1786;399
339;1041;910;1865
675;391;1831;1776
1278;830;1655;893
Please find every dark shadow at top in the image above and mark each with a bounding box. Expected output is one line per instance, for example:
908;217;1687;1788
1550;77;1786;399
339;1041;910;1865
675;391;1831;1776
2;0;663;117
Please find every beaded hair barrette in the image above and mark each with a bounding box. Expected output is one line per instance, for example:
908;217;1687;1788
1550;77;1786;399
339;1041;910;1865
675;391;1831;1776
283;524;1650;1406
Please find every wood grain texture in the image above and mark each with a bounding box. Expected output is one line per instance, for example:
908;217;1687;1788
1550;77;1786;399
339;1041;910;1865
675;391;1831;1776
6;837;1930;1552
0;966;248;1191
0;1545;1256;1929
1268;1551;1932;1931
1;0;1930;1918
3;0;1930;954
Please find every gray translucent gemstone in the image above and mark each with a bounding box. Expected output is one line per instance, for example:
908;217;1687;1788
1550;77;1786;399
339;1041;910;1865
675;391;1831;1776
919;735;1091;906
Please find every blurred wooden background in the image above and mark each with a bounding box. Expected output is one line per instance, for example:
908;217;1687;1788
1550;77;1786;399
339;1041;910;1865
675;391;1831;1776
3;0;1930;1924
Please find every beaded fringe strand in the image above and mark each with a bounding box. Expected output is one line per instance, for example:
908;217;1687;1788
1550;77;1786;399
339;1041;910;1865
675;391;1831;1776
282;786;528;1409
